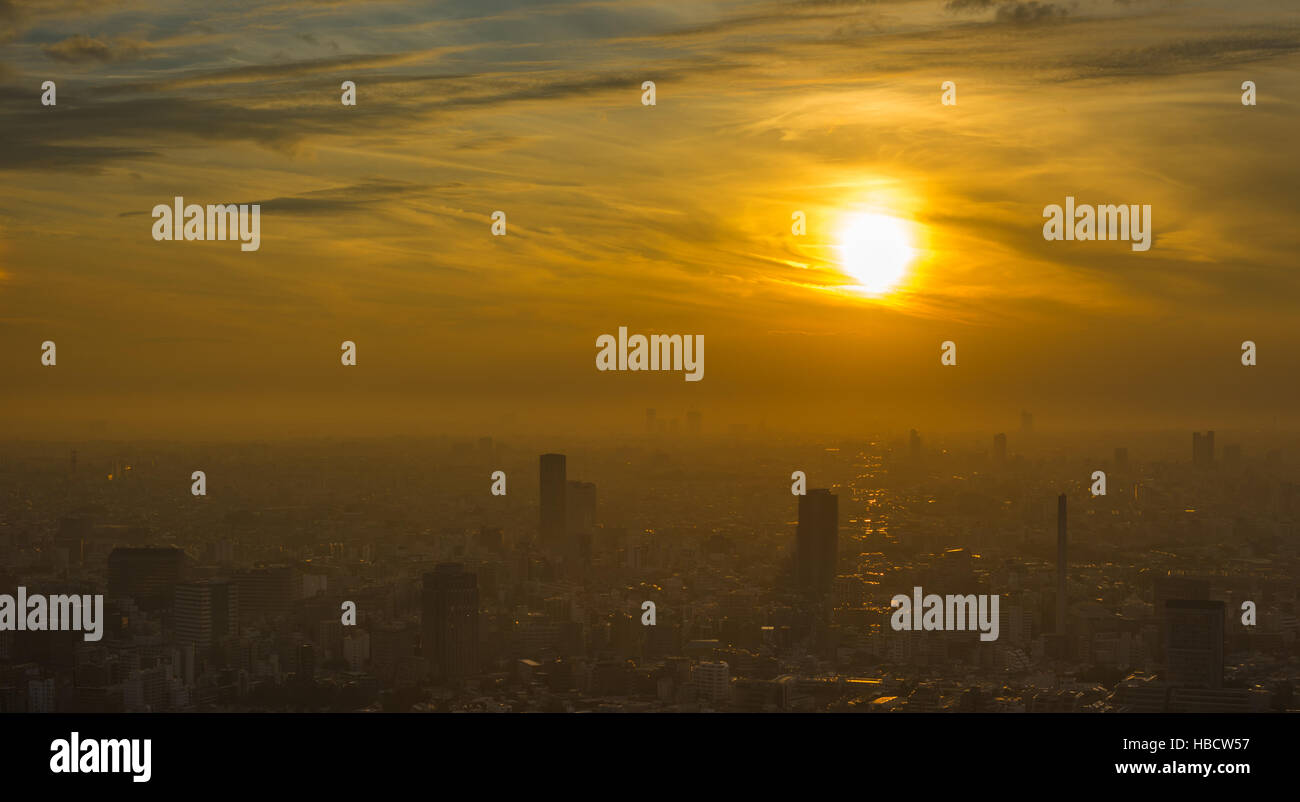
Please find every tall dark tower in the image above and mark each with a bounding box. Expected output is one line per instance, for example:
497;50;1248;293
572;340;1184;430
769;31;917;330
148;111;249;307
565;480;597;540
1056;494;1067;639
1165;599;1224;688
539;453;567;545
993;433;1008;463
422;564;480;681
1193;431;1217;466
796;489;838;597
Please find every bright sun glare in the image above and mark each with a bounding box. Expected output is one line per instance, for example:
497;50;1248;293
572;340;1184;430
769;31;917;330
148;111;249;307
835;212;916;296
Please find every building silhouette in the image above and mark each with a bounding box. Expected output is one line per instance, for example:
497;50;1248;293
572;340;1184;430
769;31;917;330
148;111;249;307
796;489;838;597
233;565;294;627
1193;431;1215;466
1153;576;1210;663
422;563;480;681
1165;599;1225;688
108;547;187;612
1056;494;1067;640
539;453;567;546
173;579;238;660
565;480;596;544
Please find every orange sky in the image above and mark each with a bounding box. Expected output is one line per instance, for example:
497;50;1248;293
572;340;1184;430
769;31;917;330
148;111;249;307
1;0;1297;438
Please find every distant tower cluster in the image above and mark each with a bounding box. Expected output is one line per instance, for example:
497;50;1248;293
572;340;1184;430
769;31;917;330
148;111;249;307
540;453;598;554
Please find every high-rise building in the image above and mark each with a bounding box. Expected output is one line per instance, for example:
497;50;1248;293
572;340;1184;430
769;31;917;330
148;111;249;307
565;480;597;541
1165;600;1224;688
692;661;731;703
1193;431;1216;466
1153;576;1210;615
108;547;187;612
173;579;238;658
1056;494;1067;639
56;517;89;565
539;453;567;545
1020;410;1034;433
422;563;480;681
475;526;504;553
796;489;838;597
370;624;416;683
909;429;922;459
994;433;1008;463
342;630;369;671
233;565;294;627
1153;576;1210;662
1114;447;1128;467
298;644;315;685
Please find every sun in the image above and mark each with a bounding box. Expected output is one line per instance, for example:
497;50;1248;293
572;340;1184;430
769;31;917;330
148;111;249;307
835;212;916;296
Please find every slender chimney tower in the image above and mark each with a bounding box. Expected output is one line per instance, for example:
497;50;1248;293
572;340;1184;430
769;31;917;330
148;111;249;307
1056;494;1067;639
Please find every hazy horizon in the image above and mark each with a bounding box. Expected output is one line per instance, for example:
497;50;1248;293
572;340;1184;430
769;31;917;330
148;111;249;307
3;0;1299;437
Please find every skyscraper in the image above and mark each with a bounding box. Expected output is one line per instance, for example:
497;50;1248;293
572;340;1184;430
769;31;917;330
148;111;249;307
1153;576;1210;662
173;579;238;659
909;429;921;459
1056;494;1067;639
1193;430;1216;466
297;643;315;686
233;565;294;627
565;480;596;540
993;433;1007;463
422;563;480;681
1165;600;1225;688
796;489;838;597
108;547;188;612
539;453;566;546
